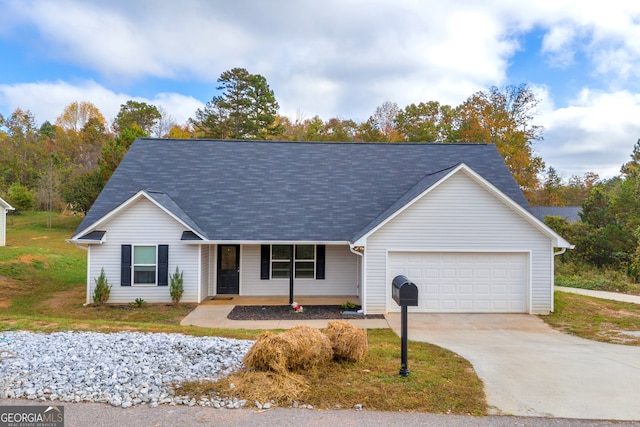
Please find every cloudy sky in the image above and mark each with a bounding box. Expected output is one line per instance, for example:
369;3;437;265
1;0;640;179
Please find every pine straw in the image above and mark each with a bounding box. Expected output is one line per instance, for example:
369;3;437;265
215;370;308;403
243;325;333;374
324;320;368;362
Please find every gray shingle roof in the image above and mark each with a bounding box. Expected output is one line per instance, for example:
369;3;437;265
530;206;582;223
73;139;529;242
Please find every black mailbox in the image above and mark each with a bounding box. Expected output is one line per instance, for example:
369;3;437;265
392;275;418;306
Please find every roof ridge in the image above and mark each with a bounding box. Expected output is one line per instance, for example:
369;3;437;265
135;138;491;147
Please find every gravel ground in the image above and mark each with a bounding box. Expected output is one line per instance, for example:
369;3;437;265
0;331;254;408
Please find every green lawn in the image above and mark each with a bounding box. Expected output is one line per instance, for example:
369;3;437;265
543;291;640;345
0;211;486;414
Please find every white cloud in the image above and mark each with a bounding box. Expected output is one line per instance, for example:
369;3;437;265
0;80;203;127
537;89;640;179
4;0;525;120
3;0;640;179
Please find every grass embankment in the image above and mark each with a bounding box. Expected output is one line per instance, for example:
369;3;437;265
545;291;640;345
0;212;486;414
555;259;640;295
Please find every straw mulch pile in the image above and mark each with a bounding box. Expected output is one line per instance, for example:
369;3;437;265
219;323;369;404
243;325;334;374
324;320;369;362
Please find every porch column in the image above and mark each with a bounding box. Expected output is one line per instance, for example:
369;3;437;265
289;244;294;304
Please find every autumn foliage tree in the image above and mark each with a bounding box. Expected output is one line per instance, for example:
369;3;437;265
456;85;544;194
55;101;106;133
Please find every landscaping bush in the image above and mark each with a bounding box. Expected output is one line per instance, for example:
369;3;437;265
170;266;184;306
323;320;368;362
243;326;333;374
92;268;111;305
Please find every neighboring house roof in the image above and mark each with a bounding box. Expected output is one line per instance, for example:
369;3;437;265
72;139;531;243
0;196;15;210
530;206;582;223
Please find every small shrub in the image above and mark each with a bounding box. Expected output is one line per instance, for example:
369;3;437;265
341;300;358;310
323;320;369;362
170;266;184;306
131;298;146;308
92;268;111;305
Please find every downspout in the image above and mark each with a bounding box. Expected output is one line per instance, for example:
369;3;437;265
554;247;567;256
349;244;364;312
550;246;568;314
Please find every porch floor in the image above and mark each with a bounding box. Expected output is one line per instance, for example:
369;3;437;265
201;295;360;306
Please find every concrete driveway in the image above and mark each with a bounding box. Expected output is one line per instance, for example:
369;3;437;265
386;313;640;421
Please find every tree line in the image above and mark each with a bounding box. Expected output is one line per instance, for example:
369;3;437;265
548;140;640;283
0;68;631;229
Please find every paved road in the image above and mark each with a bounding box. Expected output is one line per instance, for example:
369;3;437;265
1;399;638;427
386;313;640;421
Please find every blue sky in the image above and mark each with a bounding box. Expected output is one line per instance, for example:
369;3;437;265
2;0;640;180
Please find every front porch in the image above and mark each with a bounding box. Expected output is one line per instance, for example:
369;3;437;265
200;295;361;306
181;295;388;330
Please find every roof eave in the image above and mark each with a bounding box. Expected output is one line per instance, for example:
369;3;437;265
181;239;352;245
353;163;574;249
70;190;207;241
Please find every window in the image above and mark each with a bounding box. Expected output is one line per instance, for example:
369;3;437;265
295;245;315;279
271;245;291;279
121;244;169;286
270;245;316;279
260;244;325;280
134;246;157;284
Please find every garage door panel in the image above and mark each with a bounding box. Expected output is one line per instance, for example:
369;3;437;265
477;284;490;294
389;252;528;313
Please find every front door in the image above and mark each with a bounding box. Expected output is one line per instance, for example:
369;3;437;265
217;245;240;294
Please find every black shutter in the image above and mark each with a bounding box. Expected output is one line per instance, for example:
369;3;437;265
158;245;169;286
316;245;326;280
121;245;132;286
260;245;270;280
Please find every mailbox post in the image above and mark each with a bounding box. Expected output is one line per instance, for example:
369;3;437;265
392;275;418;377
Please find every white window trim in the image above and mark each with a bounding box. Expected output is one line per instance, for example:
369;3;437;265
270;244;316;280
132;244;158;286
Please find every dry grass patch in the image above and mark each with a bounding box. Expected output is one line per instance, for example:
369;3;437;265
543;291;640;345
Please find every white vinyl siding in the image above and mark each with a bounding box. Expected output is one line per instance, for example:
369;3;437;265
0;206;6;246
365;170;553;314
241;244;359;296
86;197;199;303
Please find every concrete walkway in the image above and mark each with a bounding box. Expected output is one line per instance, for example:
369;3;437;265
556;286;640;304
180;304;390;330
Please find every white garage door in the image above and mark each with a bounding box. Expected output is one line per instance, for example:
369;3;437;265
388;252;528;313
